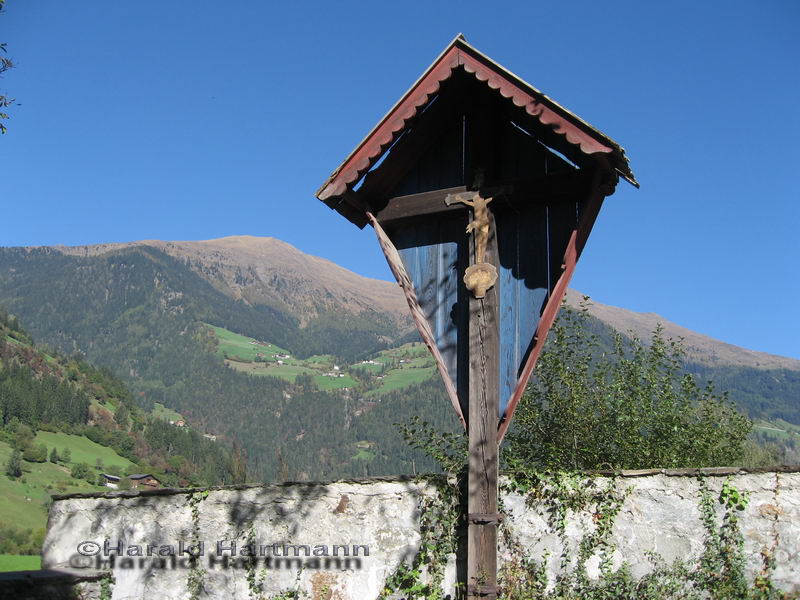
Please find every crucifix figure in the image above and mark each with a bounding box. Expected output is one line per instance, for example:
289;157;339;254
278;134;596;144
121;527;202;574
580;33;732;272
445;190;498;299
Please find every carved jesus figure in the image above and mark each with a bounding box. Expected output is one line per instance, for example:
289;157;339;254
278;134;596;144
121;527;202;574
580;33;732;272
452;193;494;265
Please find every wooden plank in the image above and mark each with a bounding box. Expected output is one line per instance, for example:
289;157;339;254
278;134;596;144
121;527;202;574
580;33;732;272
497;162;614;441
367;212;466;427
391;218;466;401
496;202;549;416
357;75;469;207
392;113;466;197
467;210;499;599
373;186;467;224
374;170;590;225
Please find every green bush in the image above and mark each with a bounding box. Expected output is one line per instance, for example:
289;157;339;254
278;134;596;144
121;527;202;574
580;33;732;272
506;300;752;471
23;443;48;463
70;462;94;482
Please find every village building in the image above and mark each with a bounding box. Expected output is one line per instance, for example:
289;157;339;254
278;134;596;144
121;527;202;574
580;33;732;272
128;474;161;489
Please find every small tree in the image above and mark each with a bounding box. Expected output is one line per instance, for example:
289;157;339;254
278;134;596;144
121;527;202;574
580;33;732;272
61;448;72;463
5;449;22;478
401;299;753;473
70;462;93;482
23;443;48;463
12;424;34;451
505;300;752;471
114;404;130;429
49;447;59;463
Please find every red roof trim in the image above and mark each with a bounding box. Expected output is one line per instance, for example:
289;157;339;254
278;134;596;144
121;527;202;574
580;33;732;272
457;51;613;155
317;46;461;201
317;36;636;203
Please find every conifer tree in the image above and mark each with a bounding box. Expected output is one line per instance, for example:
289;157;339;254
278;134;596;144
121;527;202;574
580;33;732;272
5;448;22;478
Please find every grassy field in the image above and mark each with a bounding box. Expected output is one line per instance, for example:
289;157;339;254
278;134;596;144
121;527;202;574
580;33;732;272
366;365;436;396
226;361;357;390
227;361;315;378
0;554;41;572
34;432;135;471
207;324;290;362
305;354;335;365
210;325;433;394
362;343;437;395
152;402;184;423
753;419;800;441
353;361;385;373
314;373;357;390
0;440;109;532
377;342;429;360
352;448;375;461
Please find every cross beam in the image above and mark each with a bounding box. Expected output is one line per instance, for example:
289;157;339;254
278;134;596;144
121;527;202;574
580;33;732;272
370;169;592;226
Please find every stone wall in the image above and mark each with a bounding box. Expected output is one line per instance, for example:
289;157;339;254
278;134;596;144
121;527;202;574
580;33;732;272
33;469;800;599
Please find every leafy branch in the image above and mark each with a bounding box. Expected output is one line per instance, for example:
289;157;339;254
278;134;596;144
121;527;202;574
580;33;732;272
0;0;15;134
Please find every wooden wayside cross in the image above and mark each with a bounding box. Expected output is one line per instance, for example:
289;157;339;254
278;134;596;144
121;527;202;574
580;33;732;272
316;34;636;600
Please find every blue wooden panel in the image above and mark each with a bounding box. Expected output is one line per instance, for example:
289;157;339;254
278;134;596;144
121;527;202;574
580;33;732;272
496;204;550;416
391;219;468;415
547;201;579;287
390;200;578;420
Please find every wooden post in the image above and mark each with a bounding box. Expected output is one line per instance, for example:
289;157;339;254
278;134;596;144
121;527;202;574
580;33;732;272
467;211;499;599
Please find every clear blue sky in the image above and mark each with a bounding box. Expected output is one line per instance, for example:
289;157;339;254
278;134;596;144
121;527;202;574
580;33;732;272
2;1;798;359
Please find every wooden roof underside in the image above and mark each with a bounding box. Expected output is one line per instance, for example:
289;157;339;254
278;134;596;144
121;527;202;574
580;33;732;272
317;35;637;220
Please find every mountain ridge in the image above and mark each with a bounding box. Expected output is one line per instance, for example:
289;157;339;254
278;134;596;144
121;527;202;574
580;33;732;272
49;236;799;372
563;290;799;372
53;236;410;326
1;237;797;479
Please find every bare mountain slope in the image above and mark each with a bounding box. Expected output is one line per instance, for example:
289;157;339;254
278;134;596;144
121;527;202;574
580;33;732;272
564;289;799;371
56;236;409;325
54;236;797;372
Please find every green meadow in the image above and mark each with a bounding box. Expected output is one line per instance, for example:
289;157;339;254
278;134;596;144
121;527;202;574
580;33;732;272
152;402;184;423
209;325;436;394
0;437;124;532
207;324;290;362
0;554;41;572
33;432;135;471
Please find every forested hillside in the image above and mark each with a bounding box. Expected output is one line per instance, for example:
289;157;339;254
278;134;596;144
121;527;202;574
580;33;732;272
0;241;797;486
0;308;245;554
0;247;453;481
0;308;238;486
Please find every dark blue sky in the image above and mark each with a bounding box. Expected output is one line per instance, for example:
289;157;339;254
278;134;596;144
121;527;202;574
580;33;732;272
2;1;798;359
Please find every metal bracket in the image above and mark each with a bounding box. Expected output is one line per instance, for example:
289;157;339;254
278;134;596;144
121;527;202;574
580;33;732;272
467;583;500;597
467;512;503;525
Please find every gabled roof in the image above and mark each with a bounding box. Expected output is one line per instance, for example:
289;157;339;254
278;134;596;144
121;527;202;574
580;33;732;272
316;34;637;207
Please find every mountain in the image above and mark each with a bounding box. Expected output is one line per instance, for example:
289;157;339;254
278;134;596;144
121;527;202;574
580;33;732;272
54;236;800;373
0;243;453;482
564;290;799;371
55;236;410;327
0;236;797;482
561;290;800;426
